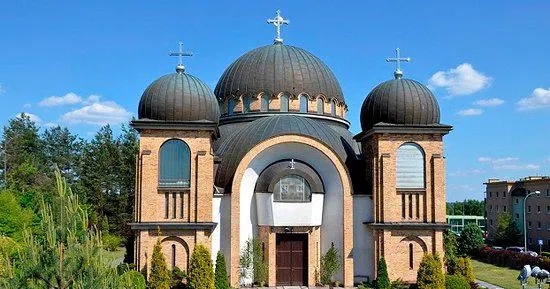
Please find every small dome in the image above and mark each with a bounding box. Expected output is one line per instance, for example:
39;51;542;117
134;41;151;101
360;78;440;131
215;43;344;104
138;72;220;123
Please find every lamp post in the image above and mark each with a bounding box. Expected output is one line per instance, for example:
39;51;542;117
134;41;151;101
524;190;541;252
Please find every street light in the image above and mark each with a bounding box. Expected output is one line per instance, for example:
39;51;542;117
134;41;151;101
524;190;541;252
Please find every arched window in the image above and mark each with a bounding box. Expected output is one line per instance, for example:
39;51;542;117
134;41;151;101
273;174;311;202
243;96;251;113
227;98;234;115
299;95;308;113
159;139;191;188
330;100;336;116
280;94;289;112
409;243;414;269
317;98;324;114
396;143;425;189
261;94;269;112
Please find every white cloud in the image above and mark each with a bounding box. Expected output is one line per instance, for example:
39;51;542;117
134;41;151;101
473;98;505;107
428;63;492;96
477;156;539;170
60;101;131;125
456;108;483;116
0;84;4;94
449;168;484;177
517;88;550;111
16;112;41;123
39;92;83;107
477;157;492;163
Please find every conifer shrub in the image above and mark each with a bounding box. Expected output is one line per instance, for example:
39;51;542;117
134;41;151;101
120;270;147;289
149;238;171;289
320;242;341;285
455;257;475;283
102;232;124;251
417;253;445;289
375;257;390;289
188;244;214;289
170;266;187;289
215;251;230;289
445;275;470;289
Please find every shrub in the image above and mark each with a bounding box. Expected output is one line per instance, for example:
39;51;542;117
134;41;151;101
417;253;445;289
251;239;268;286
320;242;341;285
458;223;484;256
215;251;229;289
444;230;459;274
375;257;390;289
475;246;550;270
120;270;146;289
149;238;171;289
188;244;214;289
390;279;407;289
102;232;124;251
170;266;187;289
455;257;474;283
445;275;469;289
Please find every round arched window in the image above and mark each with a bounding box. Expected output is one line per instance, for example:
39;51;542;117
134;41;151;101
273;175;312;202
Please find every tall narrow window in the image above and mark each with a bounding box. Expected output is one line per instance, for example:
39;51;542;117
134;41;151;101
416;194;420;219
171;244;176;269
261;95;269;111
317;98;323;114
159;139;191;188
408;194;413;219
165;193;169;219
401;194;406;219
172;192;177;219
409;243;414;269
180;192;184;219
299;95;308;112
227;98;234;115
330;100;336;116
280;94;289;112
396;143;425;189
243;96;251;113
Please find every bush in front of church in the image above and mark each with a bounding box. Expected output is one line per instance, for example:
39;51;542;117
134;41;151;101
454;257;474;284
120;269;147;289
445;275;470;289
214;251;229;289
417;253;445;289
188;244;214;289
375;257;390;289
320;242;341;285
149;239;171;289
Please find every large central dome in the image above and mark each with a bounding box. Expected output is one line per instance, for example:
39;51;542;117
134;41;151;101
214;43;347;121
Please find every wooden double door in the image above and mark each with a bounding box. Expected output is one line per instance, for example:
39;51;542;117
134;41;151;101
276;233;308;286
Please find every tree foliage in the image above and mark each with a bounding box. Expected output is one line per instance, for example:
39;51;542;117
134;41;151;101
149;239;171;289
445;275;470;289
320;242;341;285
494;212;521;246
188;244;214;289
417;253;445;289
444;230;458;274
375;257;390;289
0;190;33;241
455;257;474;284
215;251;229;289
458;223;484;256
446;200;484;216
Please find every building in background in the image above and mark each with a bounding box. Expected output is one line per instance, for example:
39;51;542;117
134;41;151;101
446;215;486;235
485;176;550;249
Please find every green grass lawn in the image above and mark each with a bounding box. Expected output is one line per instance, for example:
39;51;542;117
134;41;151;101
472;259;537;289
101;247;126;267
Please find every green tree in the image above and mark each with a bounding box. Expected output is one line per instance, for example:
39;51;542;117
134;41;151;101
188;244;214;289
320;242;340;285
120;270;147;289
375;257;390;289
0;190;33;241
417;253;445;289
446;200;484;216
444;230;458;274
170;266;187;289
455;257;474;284
494;212;521;246
42;125;81;184
149;239;171;289
215;251;230;289
458;223;484;256
445;275;469;289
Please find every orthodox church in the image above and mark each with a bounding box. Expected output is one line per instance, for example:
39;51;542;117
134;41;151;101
129;11;452;287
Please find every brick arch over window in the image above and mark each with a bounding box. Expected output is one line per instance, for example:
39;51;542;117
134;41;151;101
159;139;191;188
399;235;428;272
396;142;426;189
161;236;190;271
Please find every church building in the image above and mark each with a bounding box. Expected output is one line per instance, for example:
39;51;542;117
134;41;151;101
129;11;452;287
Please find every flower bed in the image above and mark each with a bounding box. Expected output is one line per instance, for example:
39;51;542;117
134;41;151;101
475;246;550;270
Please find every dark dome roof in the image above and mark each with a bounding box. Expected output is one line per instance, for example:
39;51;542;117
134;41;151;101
214;115;358;190
214;43;344;103
138;72;220;123
360;78;440;131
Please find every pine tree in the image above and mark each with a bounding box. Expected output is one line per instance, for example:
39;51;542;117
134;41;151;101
417;253;445;289
189;244;214;289
455;257;475;284
215;251;230;289
320;242;340;285
149;239;171;289
376;257;390;289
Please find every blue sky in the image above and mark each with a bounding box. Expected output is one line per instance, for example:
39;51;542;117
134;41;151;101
1;1;549;201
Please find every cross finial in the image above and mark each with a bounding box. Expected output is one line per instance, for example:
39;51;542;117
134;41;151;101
169;41;193;74
267;10;290;44
385;48;411;79
289;159;296;170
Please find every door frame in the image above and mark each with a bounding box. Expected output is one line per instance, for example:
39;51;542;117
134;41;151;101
275;233;308;286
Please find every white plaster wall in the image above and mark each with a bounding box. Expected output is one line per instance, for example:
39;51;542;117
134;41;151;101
237;142;345;282
212;193;232;273
353;194;374;283
212;195;222;263
255;192;324;226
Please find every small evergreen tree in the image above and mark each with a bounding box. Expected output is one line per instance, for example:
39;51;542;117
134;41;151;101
320;242;340;285
458;223;484;256
417;253;445;289
455;257;474;284
120;270;147;289
188;244;214;289
445;275;470;289
215;251;230;289
170;266;187;289
444;230;458;274
375;257;390;289
149;239;171;289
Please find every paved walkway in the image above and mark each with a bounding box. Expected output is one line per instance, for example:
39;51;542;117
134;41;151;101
477;279;505;289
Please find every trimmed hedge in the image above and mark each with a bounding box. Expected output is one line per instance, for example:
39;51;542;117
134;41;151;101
475;246;550;270
445;275;470;289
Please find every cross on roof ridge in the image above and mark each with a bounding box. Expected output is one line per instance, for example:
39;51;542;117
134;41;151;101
385;48;411;79
169;41;193;74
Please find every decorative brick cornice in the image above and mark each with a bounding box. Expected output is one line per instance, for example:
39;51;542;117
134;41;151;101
128;222;217;231
130;120;220;137
364;222;450;230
